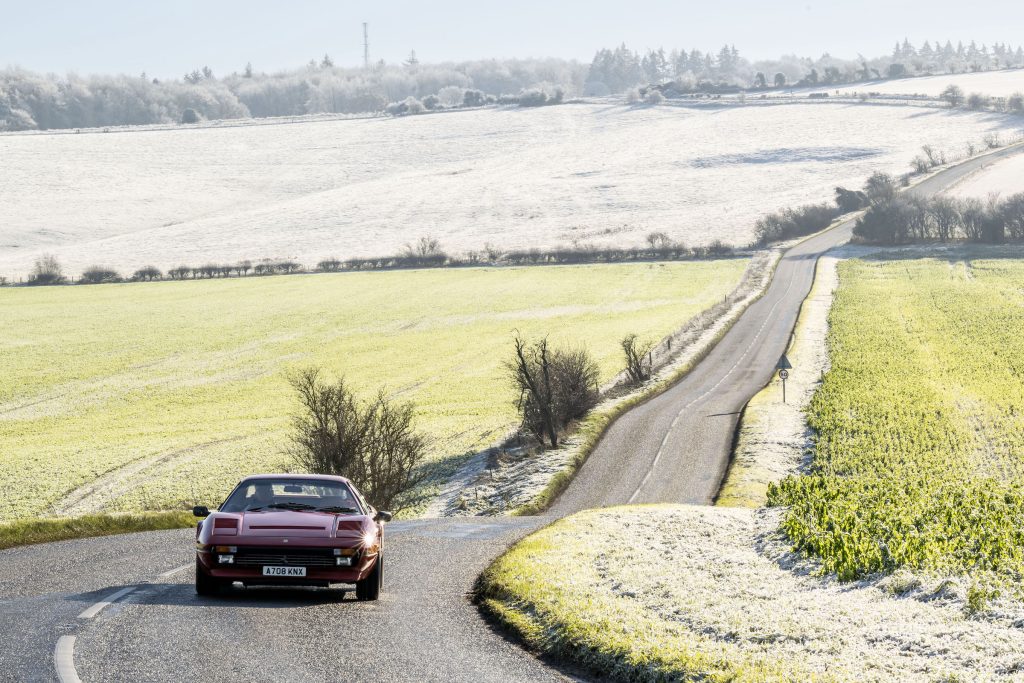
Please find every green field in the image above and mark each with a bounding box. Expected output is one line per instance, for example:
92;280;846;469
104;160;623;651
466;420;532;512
769;251;1024;580
0;261;746;522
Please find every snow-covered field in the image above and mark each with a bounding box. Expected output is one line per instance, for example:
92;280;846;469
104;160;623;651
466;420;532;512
825;69;1024;98
947;153;1024;197
1;102;1021;278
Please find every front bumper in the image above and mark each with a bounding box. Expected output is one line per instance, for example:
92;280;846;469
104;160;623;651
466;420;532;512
197;545;377;585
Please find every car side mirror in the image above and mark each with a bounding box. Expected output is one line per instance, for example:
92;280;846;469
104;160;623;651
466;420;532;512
193;505;210;518
374;510;393;523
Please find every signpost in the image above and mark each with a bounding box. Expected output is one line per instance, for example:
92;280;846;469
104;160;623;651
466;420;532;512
776;354;793;403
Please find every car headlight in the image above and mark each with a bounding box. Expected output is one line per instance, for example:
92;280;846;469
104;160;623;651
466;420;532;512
361;530;378;551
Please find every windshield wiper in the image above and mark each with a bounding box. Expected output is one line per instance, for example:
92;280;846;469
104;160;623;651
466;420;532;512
268;502;316;510
317;506;360;514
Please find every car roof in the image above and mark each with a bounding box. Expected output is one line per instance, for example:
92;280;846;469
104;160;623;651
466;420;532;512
242;473;353;485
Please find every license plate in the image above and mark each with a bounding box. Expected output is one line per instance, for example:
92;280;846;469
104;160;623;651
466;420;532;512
262;566;306;577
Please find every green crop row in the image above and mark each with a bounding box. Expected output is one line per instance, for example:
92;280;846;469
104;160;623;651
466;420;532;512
768;252;1024;580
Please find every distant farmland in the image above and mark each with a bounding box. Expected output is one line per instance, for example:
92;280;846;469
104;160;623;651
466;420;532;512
1;100;1019;279
0;259;746;521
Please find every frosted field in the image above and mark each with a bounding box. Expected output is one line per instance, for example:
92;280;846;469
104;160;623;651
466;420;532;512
0;102;1021;278
947;153;1024;198
826;68;1024;98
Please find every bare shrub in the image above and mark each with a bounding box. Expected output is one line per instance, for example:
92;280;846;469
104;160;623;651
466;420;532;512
967;92;990;110
621;334;654;384
317;258;343;272
911;156;930;175
80;267;121;284
277;261;302;274
28;254;65;285
404;236;444;258
645;231;672;249
168;266;191;280
863;171;900;205
132;266;162;281
983;133;1002;149
507;334;600;448
289;368;428;512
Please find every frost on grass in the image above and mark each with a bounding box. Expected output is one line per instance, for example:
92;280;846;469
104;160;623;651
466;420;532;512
1;102;1020;278
946;153;1024;199
487;505;1024;682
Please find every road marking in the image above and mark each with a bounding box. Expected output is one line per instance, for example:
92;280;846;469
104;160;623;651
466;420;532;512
628;263;800;503
54;635;81;683
156;563;192;580
77;586;136;619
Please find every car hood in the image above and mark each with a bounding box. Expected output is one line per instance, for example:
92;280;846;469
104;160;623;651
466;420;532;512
207;510;372;540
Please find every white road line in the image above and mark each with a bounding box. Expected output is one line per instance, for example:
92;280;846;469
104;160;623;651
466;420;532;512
628;264;800;503
54;635;82;683
156;563;193;580
77;586;137;620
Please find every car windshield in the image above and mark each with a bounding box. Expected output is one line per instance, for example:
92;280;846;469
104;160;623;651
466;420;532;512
220;479;362;514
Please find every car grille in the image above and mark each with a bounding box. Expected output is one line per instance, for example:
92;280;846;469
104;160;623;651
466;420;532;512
234;548;337;568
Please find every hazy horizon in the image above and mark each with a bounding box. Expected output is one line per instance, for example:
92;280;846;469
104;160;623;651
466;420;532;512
2;0;1024;79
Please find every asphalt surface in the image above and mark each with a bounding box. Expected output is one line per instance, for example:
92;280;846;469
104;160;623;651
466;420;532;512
2;142;1021;683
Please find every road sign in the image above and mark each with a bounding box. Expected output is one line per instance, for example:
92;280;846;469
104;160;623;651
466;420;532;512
779;369;789;380
776;354;793;370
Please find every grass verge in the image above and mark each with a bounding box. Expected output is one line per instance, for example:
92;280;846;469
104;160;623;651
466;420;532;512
0;511;194;550
476;506;817;681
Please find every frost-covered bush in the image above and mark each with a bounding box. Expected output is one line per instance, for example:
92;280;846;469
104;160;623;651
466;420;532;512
463;89;486;107
437;85;466;108
518;89;548;107
385;97;425;116
644;89;665;105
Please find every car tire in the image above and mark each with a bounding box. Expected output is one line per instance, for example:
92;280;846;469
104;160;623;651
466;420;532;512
195;559;223;596
355;554;382;601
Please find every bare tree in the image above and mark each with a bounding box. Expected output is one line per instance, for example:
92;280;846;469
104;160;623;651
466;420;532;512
507;334;600;448
940;84;964;107
29;254;65;285
289;368;427;512
621;334;655;384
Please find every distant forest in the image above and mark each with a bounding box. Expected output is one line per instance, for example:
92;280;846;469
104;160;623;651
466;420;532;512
2;39;1022;131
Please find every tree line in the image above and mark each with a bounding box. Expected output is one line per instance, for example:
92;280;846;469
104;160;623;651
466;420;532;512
585;39;1024;95
0;57;586;131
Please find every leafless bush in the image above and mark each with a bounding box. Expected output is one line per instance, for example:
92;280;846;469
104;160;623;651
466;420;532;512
132;266;162;281
317;258;343;272
28;254;65;285
507;334;600;448
404;236;443;258
911;156;930;174
277;260;302;274
967;92;990;110
289;368;428;512
863;171;900;205
168;266;191;280
621;334;654;384
646;231;672;249
80;266;121;284
236;260;253;276
983;133;1002;149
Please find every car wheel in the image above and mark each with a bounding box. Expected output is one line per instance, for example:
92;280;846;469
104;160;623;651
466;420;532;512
355;554;382;601
195;558;223;596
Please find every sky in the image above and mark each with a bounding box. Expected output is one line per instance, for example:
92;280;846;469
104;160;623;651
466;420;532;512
2;0;1023;78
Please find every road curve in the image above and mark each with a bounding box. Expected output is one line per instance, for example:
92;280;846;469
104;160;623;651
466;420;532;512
2;142;1021;683
551;140;1024;514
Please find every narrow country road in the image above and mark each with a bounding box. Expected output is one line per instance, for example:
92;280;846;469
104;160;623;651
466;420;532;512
2;142;1021;683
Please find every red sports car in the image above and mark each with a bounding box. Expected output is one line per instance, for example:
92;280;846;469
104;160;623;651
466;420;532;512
193;474;392;600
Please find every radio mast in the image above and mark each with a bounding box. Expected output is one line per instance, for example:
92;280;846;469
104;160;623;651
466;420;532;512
363;23;370;70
